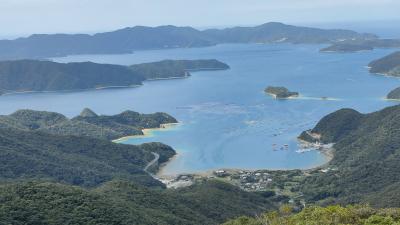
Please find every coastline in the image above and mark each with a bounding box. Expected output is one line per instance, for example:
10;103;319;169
266;92;339;101
156;141;335;190
112;122;180;143
155;153;180;177
0;67;229;97
157;138;334;180
265;92;299;99
0;84;143;96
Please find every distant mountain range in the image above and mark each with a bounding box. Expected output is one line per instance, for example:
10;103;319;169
0;59;229;94
0;22;377;59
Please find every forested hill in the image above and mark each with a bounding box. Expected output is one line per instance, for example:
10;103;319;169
0;22;376;59
0;108;177;140
0;180;278;225
0;59;229;94
298;105;400;207
0;126;173;187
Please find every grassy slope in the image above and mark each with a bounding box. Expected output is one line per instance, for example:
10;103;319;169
223;205;400;225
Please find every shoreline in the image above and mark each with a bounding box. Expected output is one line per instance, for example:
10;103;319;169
156;138;334;181
0;84;143;96
265;92;299;99
266;92;339;101
112;122;180;143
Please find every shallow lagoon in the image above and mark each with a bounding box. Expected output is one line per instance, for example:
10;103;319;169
1;43;398;174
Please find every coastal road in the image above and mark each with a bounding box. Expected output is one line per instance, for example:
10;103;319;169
144;152;160;173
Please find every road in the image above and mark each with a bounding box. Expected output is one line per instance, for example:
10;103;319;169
144;152;160;173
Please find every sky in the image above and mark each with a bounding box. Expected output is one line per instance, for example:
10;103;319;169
1;0;400;37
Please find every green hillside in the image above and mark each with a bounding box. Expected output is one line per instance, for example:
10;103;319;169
0;108;177;140
299;105;400;207
0;179;278;224
0;126;176;187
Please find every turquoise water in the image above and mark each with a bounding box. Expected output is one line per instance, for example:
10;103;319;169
1;43;398;174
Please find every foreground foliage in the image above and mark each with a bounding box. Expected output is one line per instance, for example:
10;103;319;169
224;205;400;225
0;180;277;225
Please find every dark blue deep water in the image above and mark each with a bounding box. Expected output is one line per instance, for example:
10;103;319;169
1;43;399;174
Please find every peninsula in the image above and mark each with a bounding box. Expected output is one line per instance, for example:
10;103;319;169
265;86;299;99
386;87;400;100
0;108;177;140
368;51;400;76
0;59;229;94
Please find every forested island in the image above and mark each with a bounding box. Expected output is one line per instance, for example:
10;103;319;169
0;22;376;59
320;39;400;53
368;51;400;76
265;86;299;99
0;59;229;94
130;59;230;80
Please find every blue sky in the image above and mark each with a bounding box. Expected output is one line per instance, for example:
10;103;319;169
1;0;400;36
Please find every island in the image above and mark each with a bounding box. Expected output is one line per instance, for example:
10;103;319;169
320;43;373;53
320;39;400;53
368;51;400;76
0;59;229;94
129;59;230;80
265;86;299;99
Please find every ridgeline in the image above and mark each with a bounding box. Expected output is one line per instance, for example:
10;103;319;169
0;22;376;59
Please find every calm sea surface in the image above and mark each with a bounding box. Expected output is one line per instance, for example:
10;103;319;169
1;43;398;174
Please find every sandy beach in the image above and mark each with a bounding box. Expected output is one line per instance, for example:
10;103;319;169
112;122;180;143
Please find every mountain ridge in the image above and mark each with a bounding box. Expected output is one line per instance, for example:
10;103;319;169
0;22;376;59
